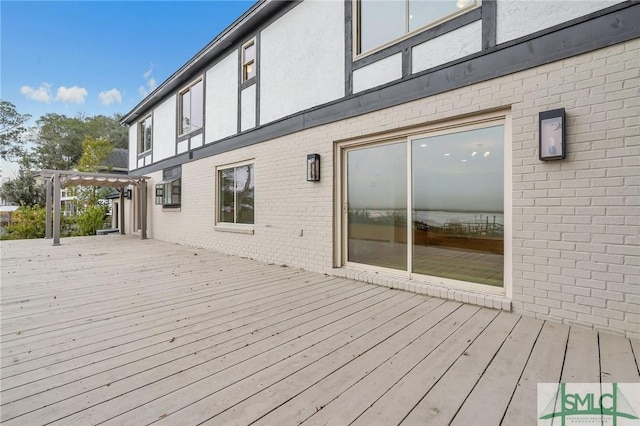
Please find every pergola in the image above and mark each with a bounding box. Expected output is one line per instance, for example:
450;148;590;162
42;170;150;246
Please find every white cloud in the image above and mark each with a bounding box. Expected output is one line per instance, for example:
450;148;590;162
98;88;122;106
56;86;88;104
139;67;158;98
20;83;52;103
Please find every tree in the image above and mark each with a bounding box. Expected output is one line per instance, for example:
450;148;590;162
84;114;128;149
0;170;45;207
25;113;127;171
74;136;114;207
28;113;86;170
76;137;114;172
0;100;31;161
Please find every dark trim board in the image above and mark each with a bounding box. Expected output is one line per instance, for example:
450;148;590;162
123;0;302;126
132;3;640;176
344;0;353;96
481;0;497;50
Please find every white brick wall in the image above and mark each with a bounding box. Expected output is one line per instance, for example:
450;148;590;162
132;39;639;339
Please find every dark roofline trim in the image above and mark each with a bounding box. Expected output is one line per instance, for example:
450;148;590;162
131;2;639;176
121;0;301;126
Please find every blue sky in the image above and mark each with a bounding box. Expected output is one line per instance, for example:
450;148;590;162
1;1;254;175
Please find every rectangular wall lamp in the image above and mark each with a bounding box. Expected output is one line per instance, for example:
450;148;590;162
539;108;566;161
307;154;320;182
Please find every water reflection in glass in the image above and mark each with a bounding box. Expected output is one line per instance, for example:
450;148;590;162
412;125;504;286
347;142;407;270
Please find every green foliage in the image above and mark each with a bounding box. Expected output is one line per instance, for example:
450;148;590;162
84;114;128;149
75;205;107;236
0;170;45;207
0;100;31;161
77;137;114;172
28;113;86;170
1;205;46;240
72;136;115;208
25;113;126;171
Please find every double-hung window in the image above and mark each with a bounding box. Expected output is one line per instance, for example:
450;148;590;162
179;78;203;135
155;166;182;208
356;0;479;55
217;162;254;225
242;39;256;82
138;115;152;154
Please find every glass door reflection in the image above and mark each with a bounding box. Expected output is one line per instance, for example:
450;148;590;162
411;125;504;287
347;142;407;271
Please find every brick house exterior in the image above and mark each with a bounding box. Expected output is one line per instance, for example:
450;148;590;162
122;1;640;338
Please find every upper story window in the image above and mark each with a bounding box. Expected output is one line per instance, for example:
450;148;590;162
242;39;256;82
179;78;203;135
356;0;479;55
218;162;254;225
138;115;152;154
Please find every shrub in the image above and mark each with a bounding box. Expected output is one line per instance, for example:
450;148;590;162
1;205;46;240
76;205;107;236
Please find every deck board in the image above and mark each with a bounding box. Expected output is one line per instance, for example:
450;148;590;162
1;236;637;425
500;321;569;425
599;332;640;383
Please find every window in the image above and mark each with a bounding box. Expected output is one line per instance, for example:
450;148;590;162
356;0;479;55
341;115;508;290
242;39;256;81
217;162;254;225
138;115;152;154
179;78;203;135
155;166;181;208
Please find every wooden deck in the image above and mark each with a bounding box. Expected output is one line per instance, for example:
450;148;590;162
1;236;638;425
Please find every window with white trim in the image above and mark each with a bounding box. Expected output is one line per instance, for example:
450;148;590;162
155;166;181;208
178;78;203;135
242;39;256;82
217;162;254;225
138;115;152;154
356;0;479;55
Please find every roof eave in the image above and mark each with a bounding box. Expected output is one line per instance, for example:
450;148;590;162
121;0;288;126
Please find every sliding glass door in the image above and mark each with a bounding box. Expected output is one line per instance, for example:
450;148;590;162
344;122;505;289
411;125;504;286
346;141;407;271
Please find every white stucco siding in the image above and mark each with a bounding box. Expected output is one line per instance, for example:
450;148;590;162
153;94;177;162
353;53;402;94
496;0;625;44
260;0;345;124
177;140;188;154
191;133;203;149
128;125;137;171
412;21;482;74
241;85;257;131
205;51;238;142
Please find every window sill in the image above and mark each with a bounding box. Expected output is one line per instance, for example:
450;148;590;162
161;206;181;212
177;127;203;141
214;224;254;235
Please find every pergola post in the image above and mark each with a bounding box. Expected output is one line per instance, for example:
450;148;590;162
140;184;147;240
119;188;126;235
52;172;61;246
45;177;53;239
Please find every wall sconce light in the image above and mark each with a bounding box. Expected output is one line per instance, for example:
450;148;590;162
539;108;566;161
307;154;320;182
124;188;132;199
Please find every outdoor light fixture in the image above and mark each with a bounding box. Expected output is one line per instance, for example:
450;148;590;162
539;108;566;161
307;154;320;182
124;188;132;199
